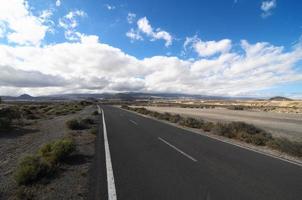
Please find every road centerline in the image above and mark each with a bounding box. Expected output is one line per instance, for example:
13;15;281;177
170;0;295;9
99;106;117;200
158;137;198;162
129;119;138;125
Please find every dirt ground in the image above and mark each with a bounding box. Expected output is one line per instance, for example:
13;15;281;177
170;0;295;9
0;104;97;200
140;106;302;142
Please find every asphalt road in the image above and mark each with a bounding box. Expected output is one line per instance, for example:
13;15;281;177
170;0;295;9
91;105;302;200
142;106;302;142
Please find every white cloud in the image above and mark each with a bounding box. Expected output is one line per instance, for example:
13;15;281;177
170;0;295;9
184;35;232;57
0;22;6;38
0;35;302;97
127;17;173;47
58;10;86;41
0;65;67;87
0;0;301;97
126;28;143;41
0;0;51;46
105;4;116;10
261;0;277;18
55;0;61;7
127;12;136;24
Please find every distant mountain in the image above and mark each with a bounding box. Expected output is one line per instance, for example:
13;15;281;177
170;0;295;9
1;94;35;101
269;96;293;101
18;94;34;99
1;92;256;102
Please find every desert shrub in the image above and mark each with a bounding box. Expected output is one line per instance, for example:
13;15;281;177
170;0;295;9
134;107;150;115
121;105;130;109
0;117;12;130
0;107;21;120
92;110;99;115
168;114;182;123
14;155;52;185
201;122;215;132
15;139;75;185
25;114;40;120
212;122;272;145
237;132;270;145
179;117;204;129
81;117;95;125
150;111;161;118
228;106;244;110
212;123;235;138
42;106;53;113
66;119;87;130
16;186;34;200
0;107;22;129
79;101;92;106
267;138;302;157
22;109;33;115
90;127;98;135
38;139;76;164
158;112;172;121
228;122;269;136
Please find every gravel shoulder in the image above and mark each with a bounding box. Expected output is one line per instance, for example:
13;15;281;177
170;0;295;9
141;106;302;142
0;105;97;200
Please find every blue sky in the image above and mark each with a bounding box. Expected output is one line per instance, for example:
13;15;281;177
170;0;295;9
33;0;302;57
0;0;301;97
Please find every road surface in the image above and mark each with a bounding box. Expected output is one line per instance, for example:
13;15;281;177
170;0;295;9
142;106;302;142
90;105;302;200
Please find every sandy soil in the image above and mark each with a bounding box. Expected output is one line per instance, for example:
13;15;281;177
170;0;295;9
0;105;97;200
141;106;302;142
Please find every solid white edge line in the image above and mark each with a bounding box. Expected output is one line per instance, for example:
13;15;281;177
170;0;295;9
98;106;117;200
158;137;198;162
129;119;138;125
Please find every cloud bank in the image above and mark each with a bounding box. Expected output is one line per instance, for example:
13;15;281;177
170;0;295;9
1;34;302;96
0;0;301;97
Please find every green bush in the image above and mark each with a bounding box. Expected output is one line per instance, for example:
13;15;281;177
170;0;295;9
38;139;76;165
14;155;51;185
267;138;302;157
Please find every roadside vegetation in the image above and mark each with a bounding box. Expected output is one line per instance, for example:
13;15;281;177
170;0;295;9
0;107;21;130
121;105;302;157
66;112;99;136
14;138;76;185
1;101;97;199
66;117;96;130
0;101;92;133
